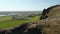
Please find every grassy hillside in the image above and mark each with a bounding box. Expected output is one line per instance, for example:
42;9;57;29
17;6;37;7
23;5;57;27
30;16;40;22
25;18;60;34
23;5;60;34
47;6;60;18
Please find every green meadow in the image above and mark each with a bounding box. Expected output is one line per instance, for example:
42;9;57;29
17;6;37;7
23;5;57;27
0;15;41;30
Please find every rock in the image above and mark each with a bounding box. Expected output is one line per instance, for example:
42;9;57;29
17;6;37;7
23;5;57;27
40;5;60;20
40;9;48;20
24;18;60;34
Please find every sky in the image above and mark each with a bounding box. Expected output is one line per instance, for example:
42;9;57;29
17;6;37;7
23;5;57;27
0;0;60;11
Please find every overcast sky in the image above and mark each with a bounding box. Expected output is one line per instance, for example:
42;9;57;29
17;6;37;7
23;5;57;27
0;0;60;11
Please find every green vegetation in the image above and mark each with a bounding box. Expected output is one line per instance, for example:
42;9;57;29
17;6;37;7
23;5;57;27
0;20;29;29
0;15;41;30
30;16;41;22
0;16;12;21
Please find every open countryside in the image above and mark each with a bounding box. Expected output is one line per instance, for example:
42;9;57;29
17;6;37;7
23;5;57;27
0;11;41;30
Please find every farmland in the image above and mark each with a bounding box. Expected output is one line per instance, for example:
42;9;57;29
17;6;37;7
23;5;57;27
0;11;41;30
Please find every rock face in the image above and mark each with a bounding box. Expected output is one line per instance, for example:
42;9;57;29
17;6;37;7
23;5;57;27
40;5;60;20
0;5;60;34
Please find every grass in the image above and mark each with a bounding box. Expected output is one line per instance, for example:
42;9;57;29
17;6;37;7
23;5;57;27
0;16;12;21
0;15;41;30
0;20;29;29
30;16;40;22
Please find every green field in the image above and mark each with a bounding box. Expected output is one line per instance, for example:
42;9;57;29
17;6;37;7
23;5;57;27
0;16;12;21
0;15;41;30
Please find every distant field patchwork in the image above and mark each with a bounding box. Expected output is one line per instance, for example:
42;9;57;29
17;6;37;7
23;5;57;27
0;16;12;21
0;15;41;30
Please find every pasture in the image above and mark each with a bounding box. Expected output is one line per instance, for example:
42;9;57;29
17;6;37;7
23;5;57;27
0;15;41;30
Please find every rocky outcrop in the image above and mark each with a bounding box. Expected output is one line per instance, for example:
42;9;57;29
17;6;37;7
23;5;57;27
24;5;60;34
40;9;48;20
24;18;60;34
40;5;60;20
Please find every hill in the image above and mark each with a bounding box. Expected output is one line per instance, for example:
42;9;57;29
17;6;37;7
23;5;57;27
24;5;60;34
40;5;60;20
0;5;60;34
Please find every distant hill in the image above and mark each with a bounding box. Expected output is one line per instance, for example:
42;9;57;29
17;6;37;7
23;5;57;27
0;11;41;15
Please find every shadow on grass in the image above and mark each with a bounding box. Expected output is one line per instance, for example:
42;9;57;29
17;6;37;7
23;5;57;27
0;23;42;34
